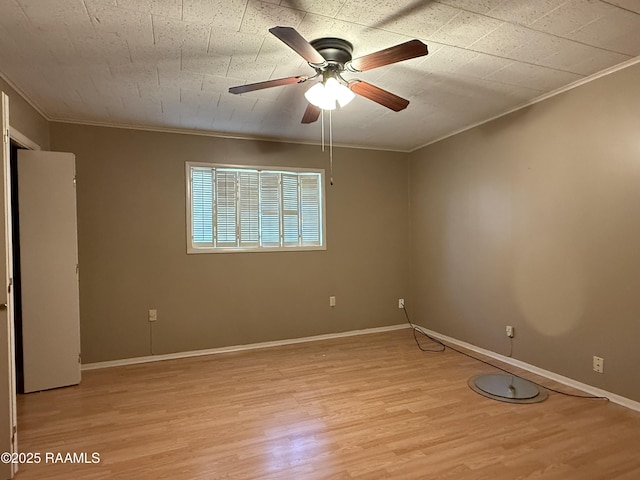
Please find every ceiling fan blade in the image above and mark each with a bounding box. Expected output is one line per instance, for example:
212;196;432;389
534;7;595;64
229;75;308;94
349;80;410;112
301;103;321;124
346;39;428;72
269;26;327;65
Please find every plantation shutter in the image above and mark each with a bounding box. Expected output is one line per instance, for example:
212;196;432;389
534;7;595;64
238;170;259;247
282;173;299;246
300;173;321;245
215;170;237;246
260;172;281;247
191;167;213;244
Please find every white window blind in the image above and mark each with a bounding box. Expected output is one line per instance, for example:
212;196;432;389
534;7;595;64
187;163;325;253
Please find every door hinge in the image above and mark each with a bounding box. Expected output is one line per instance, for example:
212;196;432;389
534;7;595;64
7;277;12;294
78;353;81;364
73;176;77;186
11;425;16;444
3;129;9;144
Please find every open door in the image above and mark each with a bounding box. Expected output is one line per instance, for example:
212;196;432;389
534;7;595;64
17;151;80;393
1;92;18;479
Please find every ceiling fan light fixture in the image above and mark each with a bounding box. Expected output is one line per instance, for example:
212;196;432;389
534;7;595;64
304;77;355;111
326;77;355;107
305;82;336;110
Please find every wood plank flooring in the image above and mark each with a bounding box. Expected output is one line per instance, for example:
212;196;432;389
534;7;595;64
14;329;640;479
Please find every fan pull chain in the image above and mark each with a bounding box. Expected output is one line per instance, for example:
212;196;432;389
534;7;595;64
329;109;333;186
321;108;325;152
318;109;333;185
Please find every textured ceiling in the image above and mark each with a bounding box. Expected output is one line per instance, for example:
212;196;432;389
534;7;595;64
0;0;639;151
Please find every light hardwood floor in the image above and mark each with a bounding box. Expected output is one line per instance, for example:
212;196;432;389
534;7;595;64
14;329;640;479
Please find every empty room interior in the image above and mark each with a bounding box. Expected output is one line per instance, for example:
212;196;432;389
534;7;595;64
1;0;640;478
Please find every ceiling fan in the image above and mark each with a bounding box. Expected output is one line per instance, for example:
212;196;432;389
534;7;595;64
229;27;429;124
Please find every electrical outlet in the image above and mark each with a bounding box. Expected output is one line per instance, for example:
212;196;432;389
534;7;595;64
329;296;336;307
506;325;514;338
593;356;604;374
398;298;405;309
148;309;157;322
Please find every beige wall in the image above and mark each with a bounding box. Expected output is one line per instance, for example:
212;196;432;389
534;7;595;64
409;63;640;402
50;123;410;363
0;77;49;149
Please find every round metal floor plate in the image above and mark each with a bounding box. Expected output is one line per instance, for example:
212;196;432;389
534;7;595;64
468;373;548;404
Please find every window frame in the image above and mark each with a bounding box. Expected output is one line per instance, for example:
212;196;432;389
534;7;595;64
185;161;327;254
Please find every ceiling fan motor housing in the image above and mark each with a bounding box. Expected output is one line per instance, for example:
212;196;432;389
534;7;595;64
310;37;354;67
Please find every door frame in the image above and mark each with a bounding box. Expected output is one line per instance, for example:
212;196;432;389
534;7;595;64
1;92;18;479
9;127;40;152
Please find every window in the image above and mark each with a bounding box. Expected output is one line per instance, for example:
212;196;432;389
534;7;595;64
186;162;326;253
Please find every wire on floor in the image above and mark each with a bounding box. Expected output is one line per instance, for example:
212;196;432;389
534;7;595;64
402;305;609;401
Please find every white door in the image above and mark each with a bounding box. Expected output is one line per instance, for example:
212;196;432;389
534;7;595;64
18;150;80;393
1;92;18;478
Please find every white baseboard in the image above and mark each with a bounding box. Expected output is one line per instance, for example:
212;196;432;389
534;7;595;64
416;325;640;413
81;324;409;371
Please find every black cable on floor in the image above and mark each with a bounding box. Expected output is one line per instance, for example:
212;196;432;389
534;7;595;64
403;306;445;352
402;305;608;401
